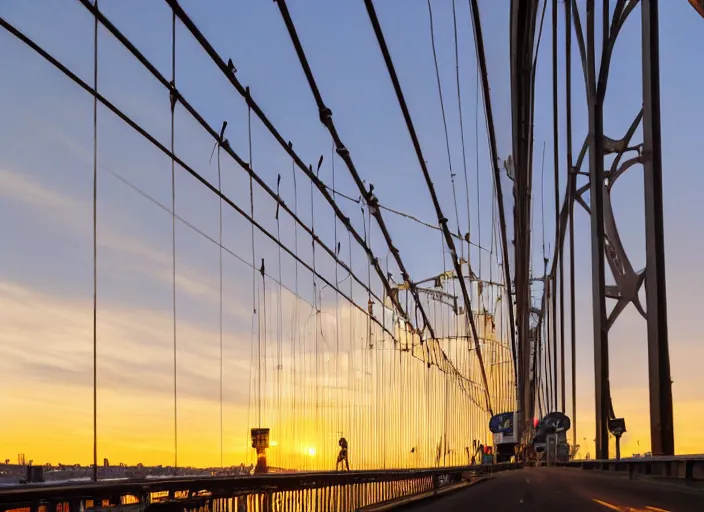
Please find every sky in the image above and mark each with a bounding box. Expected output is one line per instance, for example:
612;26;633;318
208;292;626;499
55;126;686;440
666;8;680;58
0;0;702;469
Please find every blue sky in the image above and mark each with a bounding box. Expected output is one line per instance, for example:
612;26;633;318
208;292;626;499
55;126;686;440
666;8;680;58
0;0;702;466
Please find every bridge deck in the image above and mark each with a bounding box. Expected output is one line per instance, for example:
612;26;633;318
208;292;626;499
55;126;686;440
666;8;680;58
406;467;704;511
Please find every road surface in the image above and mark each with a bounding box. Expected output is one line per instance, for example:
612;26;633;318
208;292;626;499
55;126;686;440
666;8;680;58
406;467;704;511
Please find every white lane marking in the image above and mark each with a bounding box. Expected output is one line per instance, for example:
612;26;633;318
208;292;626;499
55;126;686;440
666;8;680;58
645;507;671;512
525;477;530;483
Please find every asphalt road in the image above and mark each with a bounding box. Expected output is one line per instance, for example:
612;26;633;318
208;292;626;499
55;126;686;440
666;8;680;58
405;467;704;511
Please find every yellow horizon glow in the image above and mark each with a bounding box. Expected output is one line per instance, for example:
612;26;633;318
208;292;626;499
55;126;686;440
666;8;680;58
1;168;703;470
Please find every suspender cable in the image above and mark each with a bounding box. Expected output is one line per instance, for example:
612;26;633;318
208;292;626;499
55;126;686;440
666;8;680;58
466;0;517;389
217;123;226;468
552;0;566;414
107;133;316;463
275;173;283;467
332;141;341;448
551;0;561;412
452;0;472;264
169;9;178;472
290;152;299;469
536;325;544;418
363;0;492;415
366;208;374;467
473;37;482;283
539;140;550;411
520;0;597;298
259;257;267;430
91;0;99;482
566;0;578;451
541;141;547;263
311;162;319;460
348;232;355;468
247;104;261;429
547;275;555;411
427;0;462;244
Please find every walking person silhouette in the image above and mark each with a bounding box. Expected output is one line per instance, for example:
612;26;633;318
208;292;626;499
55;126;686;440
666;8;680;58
336;437;349;471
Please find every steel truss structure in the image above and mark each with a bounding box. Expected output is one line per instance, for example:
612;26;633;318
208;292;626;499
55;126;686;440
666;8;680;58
519;0;675;458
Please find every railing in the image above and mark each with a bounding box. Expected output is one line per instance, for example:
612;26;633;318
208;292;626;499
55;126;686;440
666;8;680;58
0;463;520;512
556;457;704;483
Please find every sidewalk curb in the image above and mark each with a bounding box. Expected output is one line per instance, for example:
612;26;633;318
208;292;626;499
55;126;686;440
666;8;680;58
359;476;492;511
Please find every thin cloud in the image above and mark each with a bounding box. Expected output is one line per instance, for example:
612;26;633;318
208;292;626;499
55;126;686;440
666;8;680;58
0;166;254;320
0;280;251;402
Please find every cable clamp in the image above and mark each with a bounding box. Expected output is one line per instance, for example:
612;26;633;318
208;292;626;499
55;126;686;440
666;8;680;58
319;106;332;124
169;81;177;112
336;145;349;159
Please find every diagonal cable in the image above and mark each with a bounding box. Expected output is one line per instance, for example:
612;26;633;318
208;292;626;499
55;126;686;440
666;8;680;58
467;0;518;391
363;0;493;415
273;0;439;345
0;15;400;346
163;0;416;335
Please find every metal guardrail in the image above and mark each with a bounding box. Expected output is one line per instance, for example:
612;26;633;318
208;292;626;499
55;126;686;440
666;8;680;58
556;457;704;483
0;463;521;512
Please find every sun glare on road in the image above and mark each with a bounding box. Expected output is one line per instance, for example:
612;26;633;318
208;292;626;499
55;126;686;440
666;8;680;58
592;499;671;512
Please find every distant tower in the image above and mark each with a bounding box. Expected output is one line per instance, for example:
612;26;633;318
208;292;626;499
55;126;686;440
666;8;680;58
250;428;270;474
17;454;25;466
104;458;109;467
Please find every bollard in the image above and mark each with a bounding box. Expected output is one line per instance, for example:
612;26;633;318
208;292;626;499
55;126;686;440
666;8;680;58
685;460;694;482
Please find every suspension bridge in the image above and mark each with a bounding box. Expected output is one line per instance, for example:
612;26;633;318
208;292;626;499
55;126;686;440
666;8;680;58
1;0;703;510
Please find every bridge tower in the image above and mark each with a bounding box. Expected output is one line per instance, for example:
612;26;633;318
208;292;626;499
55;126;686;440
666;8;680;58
580;0;673;457
508;0;676;459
